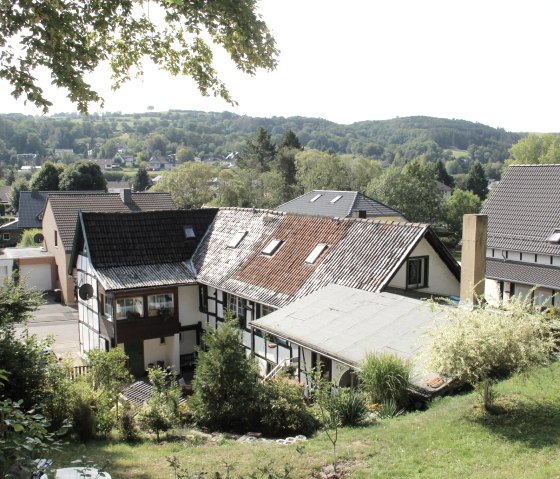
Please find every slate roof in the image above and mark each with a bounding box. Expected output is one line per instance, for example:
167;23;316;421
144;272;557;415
276;190;404;219
486;258;560;290
481;164;560;256
193;208;453;309
18;190;105;229
76;209;218;291
251;283;450;393
47;192;177;251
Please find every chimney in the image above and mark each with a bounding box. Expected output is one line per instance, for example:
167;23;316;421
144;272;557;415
120;188;132;204
460;214;488;306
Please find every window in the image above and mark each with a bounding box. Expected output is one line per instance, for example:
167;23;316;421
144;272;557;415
262;239;283;256
310;194;322;202
184;225;195;238
305;243;328;264
406;256;429;289
103;295;113;319
116;296;144;319
199;284;208;312
546;229;560;244
54;230;58;247
330;195;342;203
228;230;247;248
147;293;174;317
226;293;247;328
2;233;9;241
260;304;275;317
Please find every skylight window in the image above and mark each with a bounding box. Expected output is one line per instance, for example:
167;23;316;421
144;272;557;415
228;230;247;248
330;195;342;204
262;239;283;256
310;194;322;202
184;225;196;238
546;229;560;244
305;243;328;264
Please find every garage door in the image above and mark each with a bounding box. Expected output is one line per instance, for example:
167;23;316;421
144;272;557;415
19;264;52;291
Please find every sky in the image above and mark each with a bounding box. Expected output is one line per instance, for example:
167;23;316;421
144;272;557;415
1;0;559;133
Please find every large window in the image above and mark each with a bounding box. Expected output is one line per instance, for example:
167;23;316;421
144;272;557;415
116;297;143;320
147;293;174;317
406;256;429;289
103;295;113;319
226;293;247;328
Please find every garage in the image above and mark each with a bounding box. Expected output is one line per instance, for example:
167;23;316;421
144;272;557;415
20;263;53;291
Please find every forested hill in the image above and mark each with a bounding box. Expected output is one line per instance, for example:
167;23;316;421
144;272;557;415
0;110;524;174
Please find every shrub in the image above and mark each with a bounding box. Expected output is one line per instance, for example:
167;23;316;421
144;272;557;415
16;228;43;247
41;359;75;430
358;353;411;409
331;388;368;426
259;377;318;437
118;403;139;442
137;397;174;442
71;383;96;442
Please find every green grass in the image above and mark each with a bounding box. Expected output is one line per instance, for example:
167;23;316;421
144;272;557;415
445;149;470;159
50;362;560;478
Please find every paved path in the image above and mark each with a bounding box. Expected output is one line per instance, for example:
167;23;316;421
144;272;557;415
15;299;82;365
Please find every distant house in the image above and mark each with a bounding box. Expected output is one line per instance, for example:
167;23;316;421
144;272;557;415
0;247;56;291
435;180;453;199
148;155;174;171
106;181;132;192
42;190;177;304
481;164;560;306
276;190;406;221
71;209;218;374
0;185;10;215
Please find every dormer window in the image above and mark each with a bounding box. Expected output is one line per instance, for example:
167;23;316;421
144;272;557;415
546;229;560;244
310;194;322;202
228;230;247;248
305;243;328;264
262;239;283;256
184;225;195;238
330;195;342;203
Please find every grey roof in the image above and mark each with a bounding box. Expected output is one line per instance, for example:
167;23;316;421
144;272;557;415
486;258;560;290
0;185;10;204
18;190;104;229
481;165;560;256
193;208;458;309
251;283;449;392
276;190;404;219
1;247;54;260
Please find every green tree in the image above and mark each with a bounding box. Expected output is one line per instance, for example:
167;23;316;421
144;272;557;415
279;129;303;150
1;1;278;113
132;168;152;192
444;189;482;240
17;228;43;248
344;155;383;192
152;162;217;208
188;314;261;433
508;133;560;166
210;168;252;207
58;161;107;191
464;161;488;200
30;161;63;191
435;159;455;188
238;127;276;172
426;295;555;411
8;177;28;214
366;160;443;223
295;150;351;192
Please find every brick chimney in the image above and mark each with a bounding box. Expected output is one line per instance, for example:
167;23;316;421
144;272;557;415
120;188;132;204
460;214;488;305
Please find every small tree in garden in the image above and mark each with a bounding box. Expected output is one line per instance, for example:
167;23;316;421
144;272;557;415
188;312;261;432
426;295;556;411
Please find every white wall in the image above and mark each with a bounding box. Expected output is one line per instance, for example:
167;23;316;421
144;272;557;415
389;238;460;297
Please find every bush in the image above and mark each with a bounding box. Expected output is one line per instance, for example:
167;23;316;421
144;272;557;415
72;383;96;442
259;377;318;437
358;353;411;409
41;359;75;430
137;397;174;442
118;403;139;442
331;388;369;426
16;228;43;247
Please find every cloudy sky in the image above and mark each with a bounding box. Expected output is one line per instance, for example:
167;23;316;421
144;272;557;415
1;0;559;133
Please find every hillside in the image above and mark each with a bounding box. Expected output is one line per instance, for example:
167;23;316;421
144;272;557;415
0;112;524;176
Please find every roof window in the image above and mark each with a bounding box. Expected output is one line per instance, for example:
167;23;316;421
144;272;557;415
330;195;342;204
305;243;328;264
546;229;560;244
310;194;322;202
262;239;283;256
184;225;196;239
228;230;247;248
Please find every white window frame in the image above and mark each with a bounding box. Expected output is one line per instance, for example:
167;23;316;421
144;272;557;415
262;239;283;256
305;243;328;264
228;230;247;248
116;296;144;320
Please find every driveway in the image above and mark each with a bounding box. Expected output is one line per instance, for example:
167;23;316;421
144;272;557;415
14;294;82;365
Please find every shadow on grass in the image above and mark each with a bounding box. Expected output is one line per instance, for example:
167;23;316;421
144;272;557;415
472;397;560;449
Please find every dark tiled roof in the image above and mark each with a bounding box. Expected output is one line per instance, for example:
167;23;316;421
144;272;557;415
194;208;433;308
81;209;218;269
0;186;10;204
48;192;177;251
486;258;560;290
276;190;403;219
481;165;560;256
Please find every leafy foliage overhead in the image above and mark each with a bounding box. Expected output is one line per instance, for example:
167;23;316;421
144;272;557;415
0;1;278;113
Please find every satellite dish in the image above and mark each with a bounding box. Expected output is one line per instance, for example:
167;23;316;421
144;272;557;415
78;283;94;301
34;233;44;243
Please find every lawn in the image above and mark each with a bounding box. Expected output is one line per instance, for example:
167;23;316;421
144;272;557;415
50;362;560;478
